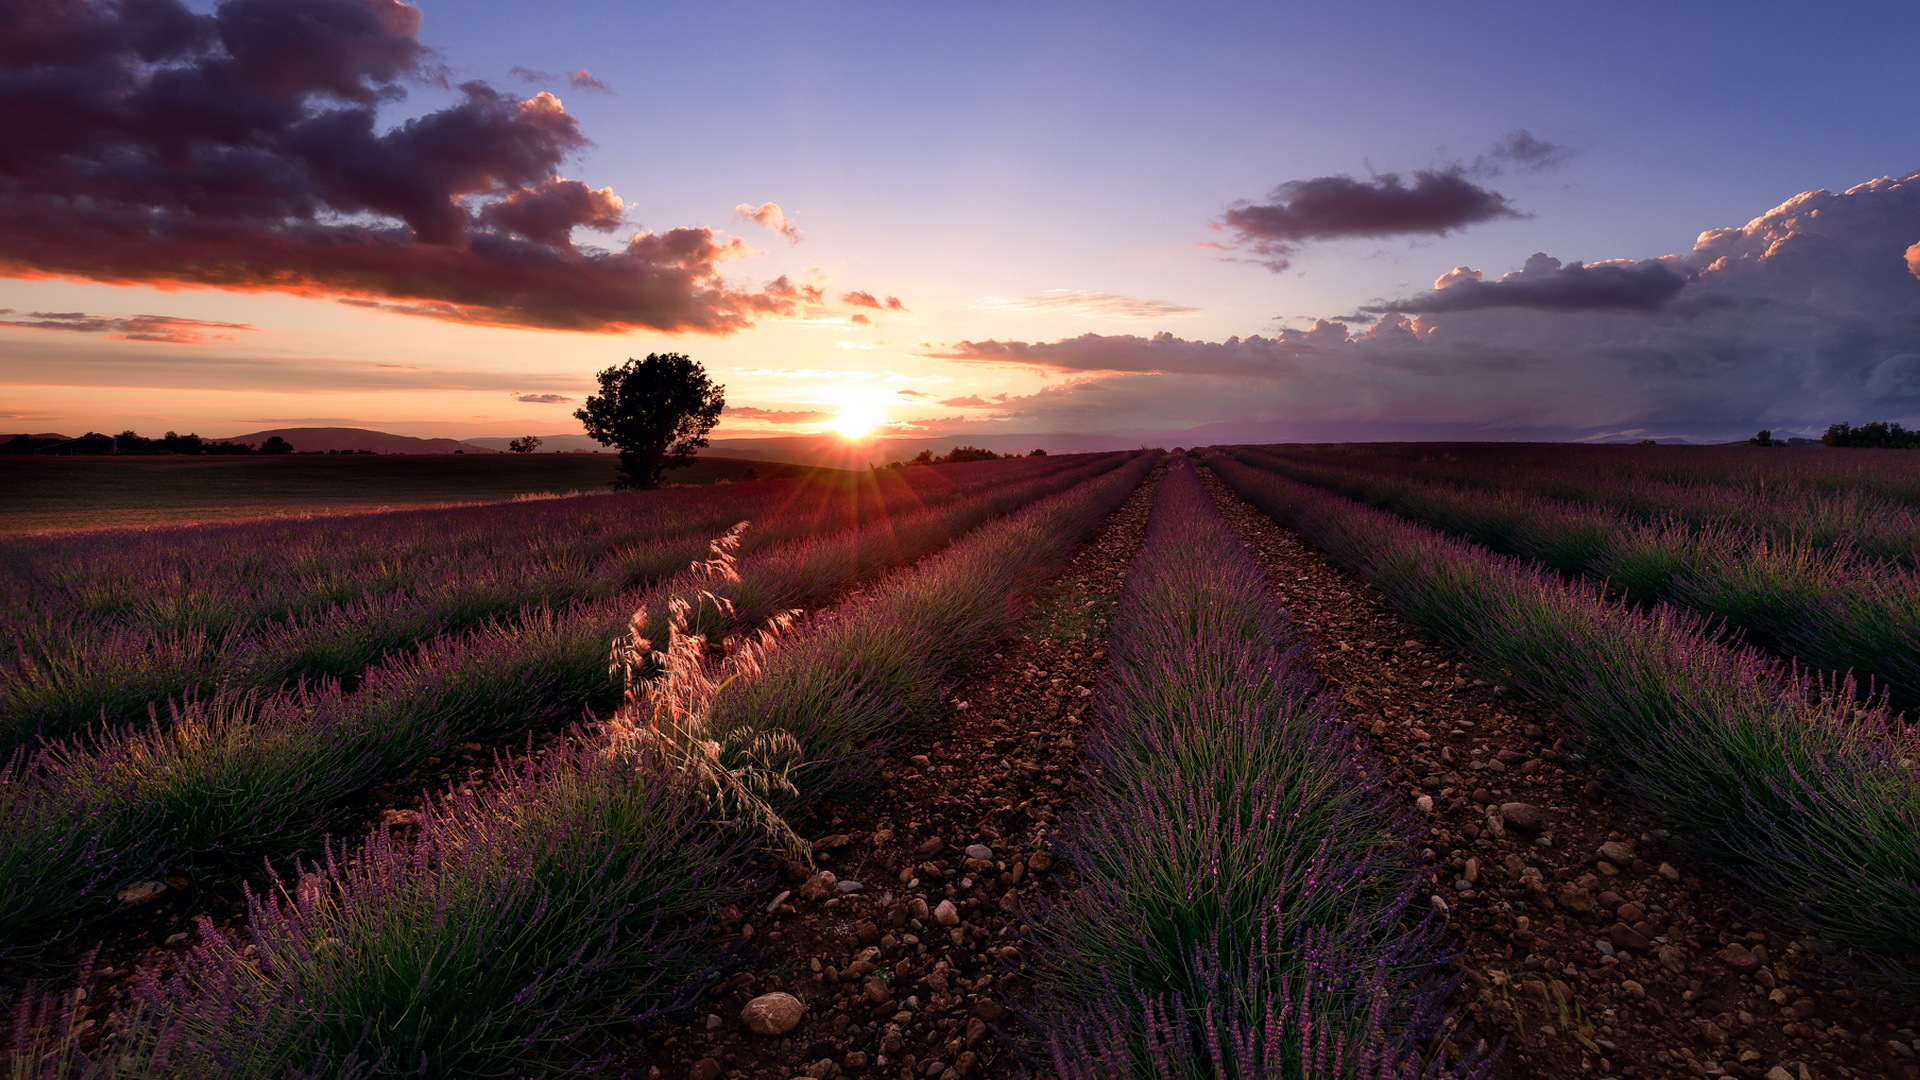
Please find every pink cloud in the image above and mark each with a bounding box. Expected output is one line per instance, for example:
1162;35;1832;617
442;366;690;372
0;310;256;345
734;202;802;244
842;291;906;311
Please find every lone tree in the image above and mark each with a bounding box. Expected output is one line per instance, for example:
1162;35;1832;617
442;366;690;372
575;354;725;489
508;435;543;454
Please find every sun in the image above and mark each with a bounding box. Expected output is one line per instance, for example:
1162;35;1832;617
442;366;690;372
828;409;882;440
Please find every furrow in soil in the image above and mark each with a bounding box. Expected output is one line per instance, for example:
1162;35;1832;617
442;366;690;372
1200;467;1920;1080
625;474;1158;1080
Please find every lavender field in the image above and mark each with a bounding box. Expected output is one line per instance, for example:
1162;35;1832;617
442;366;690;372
5;446;1920;1080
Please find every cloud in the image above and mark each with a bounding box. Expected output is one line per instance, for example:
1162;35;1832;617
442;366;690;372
732;367;877;380
1215;133;1561;272
938;171;1920;442
0;340;585;394
841;291;906;311
1361;254;1690;314
0;0;813;333
1220;169;1522;271
896;389;931;398
735;202;801;244
478;179;625;248
977;290;1198;318
721;405;834;424
1470;129;1574;177
938;394;1010;409
0;310;256;344
513;392;572;403
509;66;611;94
933;324;1349;378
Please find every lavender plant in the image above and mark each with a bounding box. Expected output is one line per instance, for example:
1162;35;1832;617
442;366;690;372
0;746;162;955
1206;452;1920;978
1241;443;1920;563
1251;441;1920;516
4;452;1159;1077
91;742;741;1078
0;454;1111;744
1227;446;1920;708
1031;459;1474;1079
0;452;1144;953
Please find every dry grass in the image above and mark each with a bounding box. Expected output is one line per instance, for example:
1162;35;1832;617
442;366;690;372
601;522;811;865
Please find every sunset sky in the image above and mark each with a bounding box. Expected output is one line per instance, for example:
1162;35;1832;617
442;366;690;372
4;0;1918;446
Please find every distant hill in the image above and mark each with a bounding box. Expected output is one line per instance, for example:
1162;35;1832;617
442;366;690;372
702;433;1148;468
461;433;606;453
217;427;500;454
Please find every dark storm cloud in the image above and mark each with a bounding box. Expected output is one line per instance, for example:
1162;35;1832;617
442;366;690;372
1364;254;1690;314
0;0;806;333
1220;169;1521;270
0;309;256;343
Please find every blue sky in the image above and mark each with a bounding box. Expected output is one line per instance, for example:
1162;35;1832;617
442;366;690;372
3;0;1917;444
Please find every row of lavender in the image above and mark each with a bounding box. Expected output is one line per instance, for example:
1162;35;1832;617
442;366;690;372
1250;444;1920;564
1227;446;1920;709
1228;443;1920;707
2;453;1057;629
0;452;1141;956
1029;457;1476;1079
9;451;1160;1077
1205;453;1920;987
1267;441;1920;515
6;481;740;630
2;456;1086;742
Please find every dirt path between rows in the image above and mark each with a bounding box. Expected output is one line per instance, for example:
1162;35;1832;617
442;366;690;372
622;475;1158;1080
1199;468;1920;1080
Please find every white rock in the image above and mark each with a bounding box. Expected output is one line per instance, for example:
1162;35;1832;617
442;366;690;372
740;992;805;1036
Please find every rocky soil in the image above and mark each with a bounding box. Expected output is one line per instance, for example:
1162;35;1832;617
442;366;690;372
622;476;1158;1080
1200;467;1920;1080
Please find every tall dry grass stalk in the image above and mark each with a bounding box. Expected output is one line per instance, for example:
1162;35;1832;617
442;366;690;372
601;522;811;865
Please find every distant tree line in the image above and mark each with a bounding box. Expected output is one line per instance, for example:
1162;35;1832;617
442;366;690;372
1;430;296;455
1822;421;1920;449
883;445;1047;468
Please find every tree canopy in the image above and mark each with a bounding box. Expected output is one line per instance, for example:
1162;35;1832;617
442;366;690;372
1823;421;1920;449
574;354;725;489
